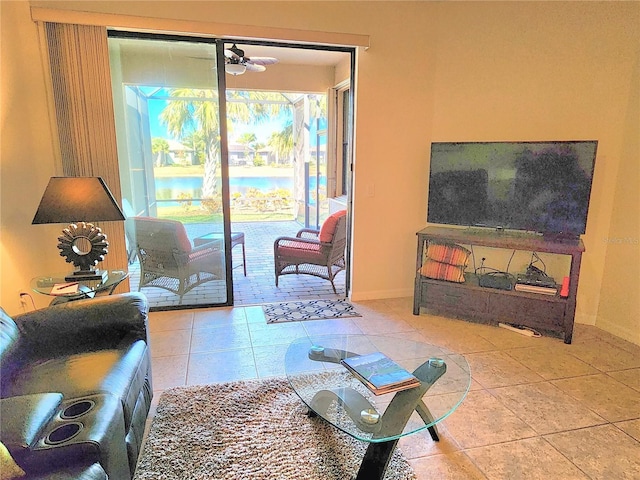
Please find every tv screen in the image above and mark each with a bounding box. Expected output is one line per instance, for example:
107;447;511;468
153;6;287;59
427;141;598;236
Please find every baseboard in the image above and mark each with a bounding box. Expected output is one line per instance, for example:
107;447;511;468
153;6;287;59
350;288;414;302
594;317;640;346
574;311;597;326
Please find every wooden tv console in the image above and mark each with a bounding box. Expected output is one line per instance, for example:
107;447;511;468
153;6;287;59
413;226;585;344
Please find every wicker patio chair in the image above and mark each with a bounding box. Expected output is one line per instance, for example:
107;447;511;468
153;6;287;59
133;217;224;304
274;210;347;293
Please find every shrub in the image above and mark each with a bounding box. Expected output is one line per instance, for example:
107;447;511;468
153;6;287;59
177;192;193;212
202;197;222;214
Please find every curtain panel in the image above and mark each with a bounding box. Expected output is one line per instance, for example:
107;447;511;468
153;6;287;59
43;22;128;278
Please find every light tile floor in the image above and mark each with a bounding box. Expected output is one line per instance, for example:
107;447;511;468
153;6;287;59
145;297;640;479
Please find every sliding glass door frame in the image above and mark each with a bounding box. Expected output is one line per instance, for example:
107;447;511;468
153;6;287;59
214;39;234;305
108;31;235;309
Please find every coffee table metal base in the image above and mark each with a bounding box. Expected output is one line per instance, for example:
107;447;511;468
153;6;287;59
307;347;446;480
356;439;399;480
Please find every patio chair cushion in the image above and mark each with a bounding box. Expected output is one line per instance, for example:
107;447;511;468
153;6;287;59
136;217;193;253
277;241;322;260
319;210;347;243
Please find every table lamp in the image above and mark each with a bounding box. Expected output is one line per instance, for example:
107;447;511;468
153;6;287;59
32;176;125;281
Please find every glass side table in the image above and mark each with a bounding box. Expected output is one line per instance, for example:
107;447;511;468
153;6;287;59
31;270;129;305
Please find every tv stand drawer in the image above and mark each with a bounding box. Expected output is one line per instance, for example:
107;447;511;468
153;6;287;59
487;294;565;328
421;282;488;314
417;279;566;336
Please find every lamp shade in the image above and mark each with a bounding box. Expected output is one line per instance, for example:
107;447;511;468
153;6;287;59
32;177;125;224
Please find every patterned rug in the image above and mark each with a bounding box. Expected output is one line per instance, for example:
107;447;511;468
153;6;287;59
134;377;416;480
263;298;362;324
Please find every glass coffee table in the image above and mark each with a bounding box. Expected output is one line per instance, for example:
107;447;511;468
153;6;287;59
285;334;471;480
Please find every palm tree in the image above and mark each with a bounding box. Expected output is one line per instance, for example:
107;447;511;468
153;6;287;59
151;137;170;166
160;89;290;198
160;88;219;197
237;132;257;160
183;130;206;165
268;121;293;165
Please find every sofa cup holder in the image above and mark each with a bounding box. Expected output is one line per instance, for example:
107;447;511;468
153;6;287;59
61;399;95;419
45;422;83;445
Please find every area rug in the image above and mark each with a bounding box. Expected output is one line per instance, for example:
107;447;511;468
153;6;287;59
134;377;416;480
263;298;361;324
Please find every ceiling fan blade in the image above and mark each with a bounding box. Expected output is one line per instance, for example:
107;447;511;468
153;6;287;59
246;56;279;66
244;63;267;72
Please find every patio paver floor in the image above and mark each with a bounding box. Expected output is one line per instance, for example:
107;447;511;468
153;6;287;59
128;220;346;309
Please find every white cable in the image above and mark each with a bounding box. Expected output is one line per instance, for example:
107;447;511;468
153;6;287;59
498;323;541;338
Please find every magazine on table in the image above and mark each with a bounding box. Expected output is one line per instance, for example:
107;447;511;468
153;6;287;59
340;351;420;395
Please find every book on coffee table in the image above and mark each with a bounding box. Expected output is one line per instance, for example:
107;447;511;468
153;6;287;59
341;352;421;395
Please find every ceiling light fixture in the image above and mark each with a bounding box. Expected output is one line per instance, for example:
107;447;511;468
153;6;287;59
225;63;246;75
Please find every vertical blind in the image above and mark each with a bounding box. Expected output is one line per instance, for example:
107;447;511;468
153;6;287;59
44;22;128;278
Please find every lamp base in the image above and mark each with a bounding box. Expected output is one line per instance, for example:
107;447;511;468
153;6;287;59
65;269;108;282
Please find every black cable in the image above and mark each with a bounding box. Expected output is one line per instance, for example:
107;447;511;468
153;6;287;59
471;244;478;274
19;293;36;312
534;252;547;273
474;248;516;283
477;265;504;275
505;249;516;274
528;252;549;277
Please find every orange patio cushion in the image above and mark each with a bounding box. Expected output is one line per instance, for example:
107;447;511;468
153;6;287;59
319;210;346;243
137;216;193;253
278;242;322;261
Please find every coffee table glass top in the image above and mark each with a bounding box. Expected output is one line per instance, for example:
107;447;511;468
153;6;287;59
285;334;471;443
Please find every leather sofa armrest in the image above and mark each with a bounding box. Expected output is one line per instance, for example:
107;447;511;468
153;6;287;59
13;293;149;360
0;393;63;451
26;462;108;480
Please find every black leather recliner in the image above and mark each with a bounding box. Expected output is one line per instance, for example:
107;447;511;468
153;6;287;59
0;292;152;480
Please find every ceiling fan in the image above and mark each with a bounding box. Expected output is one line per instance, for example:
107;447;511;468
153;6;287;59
224;44;278;75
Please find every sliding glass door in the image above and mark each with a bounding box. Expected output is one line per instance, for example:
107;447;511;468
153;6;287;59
108;34;231;309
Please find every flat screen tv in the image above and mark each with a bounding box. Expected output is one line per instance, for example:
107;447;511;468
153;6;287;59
427;141;598;236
